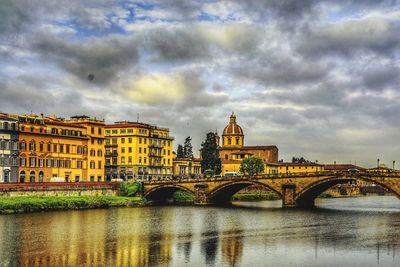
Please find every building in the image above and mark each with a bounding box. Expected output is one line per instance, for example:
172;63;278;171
172;157;202;177
217;113;279;175
66;115;106;182
276;162;324;174
16;114;104;183
0;114;19;182
105;121;174;180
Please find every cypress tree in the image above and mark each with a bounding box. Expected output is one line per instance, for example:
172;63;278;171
200;132;221;174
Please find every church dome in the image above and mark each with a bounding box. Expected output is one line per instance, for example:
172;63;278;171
223;112;244;136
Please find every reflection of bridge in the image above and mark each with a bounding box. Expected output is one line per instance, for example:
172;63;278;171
142;172;400;207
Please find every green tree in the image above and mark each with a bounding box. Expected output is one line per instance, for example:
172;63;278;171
183;136;193;158
177;144;184;158
240;157;265;176
201;132;221;174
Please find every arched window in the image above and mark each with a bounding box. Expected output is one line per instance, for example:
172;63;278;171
97;150;103;157
29;141;36;151
3;170;10;183
30;171;35;183
236;137;240;145
20;171;26;183
38;171;44;182
228;138;231;145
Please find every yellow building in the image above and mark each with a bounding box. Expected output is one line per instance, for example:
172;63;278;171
221;160;280;175
218;113;279;175
172;157;202;177
276;162;324;174
66;115;106;182
105;121;174;180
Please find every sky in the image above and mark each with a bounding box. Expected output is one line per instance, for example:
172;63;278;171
0;0;400;167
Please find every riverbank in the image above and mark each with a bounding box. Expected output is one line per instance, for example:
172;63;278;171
0;196;146;215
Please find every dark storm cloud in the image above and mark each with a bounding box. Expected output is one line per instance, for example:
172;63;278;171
32;34;139;84
142;27;210;61
297;18;400;58
233;55;330;86
359;65;400;91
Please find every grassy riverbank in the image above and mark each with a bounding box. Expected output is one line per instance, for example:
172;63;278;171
0;196;146;215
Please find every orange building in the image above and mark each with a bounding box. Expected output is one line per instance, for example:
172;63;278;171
15;114;104;182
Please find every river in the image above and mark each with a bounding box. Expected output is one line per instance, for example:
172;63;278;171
0;196;399;267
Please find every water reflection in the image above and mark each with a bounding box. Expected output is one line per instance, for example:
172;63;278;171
0;196;399;267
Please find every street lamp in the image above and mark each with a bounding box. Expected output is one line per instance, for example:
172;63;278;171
1;136;4;183
393;160;396;171
377;158;380;170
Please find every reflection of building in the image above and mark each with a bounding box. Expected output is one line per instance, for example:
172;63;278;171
0;114;19;183
221;230;244;267
173;157;202;177
15;114;104;182
105;122;174;180
217;113;279;175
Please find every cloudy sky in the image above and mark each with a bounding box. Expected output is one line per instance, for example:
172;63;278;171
1;0;399;167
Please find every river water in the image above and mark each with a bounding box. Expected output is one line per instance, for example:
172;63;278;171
0;196;399;267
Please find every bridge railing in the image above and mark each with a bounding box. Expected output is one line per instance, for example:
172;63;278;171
142;170;400;184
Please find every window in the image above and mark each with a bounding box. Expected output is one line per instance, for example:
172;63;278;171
97;150;102;157
128;138;132;143
98;128;102;135
75;175;80;182
112;130;117;134
66;145;70;153
121;138;125;144
127;129;133;133
53;144;57;152
30;157;36;167
91;127;95;134
98;139;102;145
46;159;51;168
98;161;102;169
121;147;125;153
139;147;142;153
90;161;95;169
59;144;64;153
120;129;126;134
98;175;102;182
121;157;125;164
228;138;231;145
90;176;94;182
144;138;147;144
144;157;147;164
139;157;142;164
47;143;51;152
128;147;132;153
236;137;240;145
77;161;82;169
106;130;110;135
128;156;132;164
144;148;146;153
39;159;44;167
139;138;142;144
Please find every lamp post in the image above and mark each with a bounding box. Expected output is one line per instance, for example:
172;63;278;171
1;136;4;183
393;160;396;171
377;158;380;170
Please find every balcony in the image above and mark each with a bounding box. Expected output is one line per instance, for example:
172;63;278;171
105;152;118;157
148;152;163;158
149;161;163;167
105;143;118;148
148;143;163;149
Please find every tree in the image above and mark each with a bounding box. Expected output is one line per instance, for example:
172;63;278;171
292;156;309;163
177;144;184;158
201;132;221;174
183;136;193;158
240;157;265;176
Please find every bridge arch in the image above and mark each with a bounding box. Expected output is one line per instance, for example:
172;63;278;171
208;180;282;204
144;184;195;203
295;175;400;207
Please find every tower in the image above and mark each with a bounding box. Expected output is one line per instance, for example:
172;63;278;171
222;112;244;148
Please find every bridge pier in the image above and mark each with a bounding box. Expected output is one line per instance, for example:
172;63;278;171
282;184;296;208
194;184;209;205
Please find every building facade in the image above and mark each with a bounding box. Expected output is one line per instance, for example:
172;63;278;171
218;113;279;175
172;157;202;177
0;114;19;182
105;122;174;180
15;114;104;183
66;116;105;182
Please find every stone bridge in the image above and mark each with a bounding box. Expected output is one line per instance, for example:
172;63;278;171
141;172;400;208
